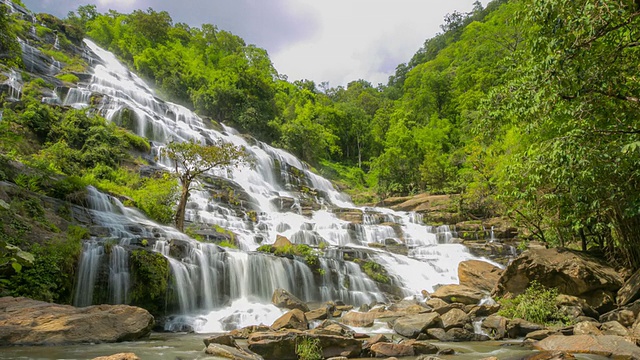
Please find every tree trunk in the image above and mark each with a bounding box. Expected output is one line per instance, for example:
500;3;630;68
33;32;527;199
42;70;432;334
175;180;191;232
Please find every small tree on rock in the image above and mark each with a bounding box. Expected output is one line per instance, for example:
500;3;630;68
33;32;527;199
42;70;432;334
161;138;250;231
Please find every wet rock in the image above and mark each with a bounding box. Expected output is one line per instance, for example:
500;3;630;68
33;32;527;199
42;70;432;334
205;343;262;360
458;260;503;292
247;331;362;360
363;334;390;355
228;325;271;339
466;304;501;317
271;288;309;312
426;328;447;341
492;248;623;302
92;354;140;360
416;356;444;360
440;308;470;330
305;307;330;322
341;311;375;328
369;342;414;358
432;284;486;305
534;335;640;358
393;313;443;338
437;347;455;355
271;309;308;331
444;327;489;342
618;268;640;306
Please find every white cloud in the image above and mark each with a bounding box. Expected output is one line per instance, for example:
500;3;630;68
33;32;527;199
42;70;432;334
272;0;480;87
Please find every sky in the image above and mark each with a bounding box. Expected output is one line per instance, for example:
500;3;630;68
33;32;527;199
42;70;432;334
22;0;482;87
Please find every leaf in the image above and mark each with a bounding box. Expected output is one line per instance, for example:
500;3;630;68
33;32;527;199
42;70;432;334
11;261;22;273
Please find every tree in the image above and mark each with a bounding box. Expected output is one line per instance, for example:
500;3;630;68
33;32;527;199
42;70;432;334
160;139;250;231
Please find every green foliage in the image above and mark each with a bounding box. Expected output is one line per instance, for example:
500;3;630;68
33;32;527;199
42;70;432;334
295;336;323;360
129;249;169;315
8;225;87;303
0;4;22;67
256;244;274;253
357;259;390;284
498;281;569;325
218;240;238;249
55;73;80;84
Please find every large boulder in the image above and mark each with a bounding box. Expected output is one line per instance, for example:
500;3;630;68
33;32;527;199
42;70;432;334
432;284;486;305
534;335;640;358
492;248;623;301
481;314;508;340
458;260;503;292
393;313;442;338
617;268;640;306
272;288;309;312
0;297;154;346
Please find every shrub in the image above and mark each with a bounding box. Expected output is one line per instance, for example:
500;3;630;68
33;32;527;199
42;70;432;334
295;336;322;360
498;281;570;325
129;249;169;315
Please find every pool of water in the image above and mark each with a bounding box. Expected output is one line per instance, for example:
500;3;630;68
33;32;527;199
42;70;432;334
0;333;610;360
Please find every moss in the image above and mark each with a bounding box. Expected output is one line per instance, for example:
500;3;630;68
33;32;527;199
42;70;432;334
129;249;169;315
55;73;79;84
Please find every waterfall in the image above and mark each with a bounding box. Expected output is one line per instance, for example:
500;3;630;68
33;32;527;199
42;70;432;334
66;39;501;331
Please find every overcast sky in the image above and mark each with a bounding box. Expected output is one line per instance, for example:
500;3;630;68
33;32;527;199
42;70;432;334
23;0;481;87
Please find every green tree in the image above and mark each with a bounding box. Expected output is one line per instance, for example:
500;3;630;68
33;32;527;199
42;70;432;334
160;139;250;231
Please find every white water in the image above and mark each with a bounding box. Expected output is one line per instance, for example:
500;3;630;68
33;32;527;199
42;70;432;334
66;39;501;331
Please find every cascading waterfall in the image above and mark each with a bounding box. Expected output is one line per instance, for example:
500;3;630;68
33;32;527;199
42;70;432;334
65;38;501;331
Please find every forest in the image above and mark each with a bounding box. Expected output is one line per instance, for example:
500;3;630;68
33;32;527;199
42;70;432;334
1;0;639;276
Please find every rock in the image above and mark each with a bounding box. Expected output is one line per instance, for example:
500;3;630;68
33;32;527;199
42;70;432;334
584;289;616;314
271;288;309;312
466;304;501;317
437;347;455;355
426;328;447;341
521;351;576;360
92;354;140;360
480;357;499;360
326;358;349;360
599;308;635;327
573;321;602;336
271;309;308;331
0;297;153;346
393;313;442;338
204;334;237;348
205;343;262;360
309;320;355;338
417;356;444;360
363;334;390;353
618;268;640;307
600;321;629;336
525;329;557;341
432;284;486;305
341;311;375;327
492;248;623;301
507;318;545;338
482;314;508;340
305;307;329;321
458;260;503;292
370;342;414;358
425;298;449;311
535;335;640;358
556;294;599;318
402;339;439;354
248;331;362;360
228;325;271;339
440;308;469;330
444;327;488;342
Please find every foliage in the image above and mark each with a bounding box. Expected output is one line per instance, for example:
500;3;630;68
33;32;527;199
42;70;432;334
160;138;250;231
8;225;87;303
356;259;390;284
295;336;323;360
0;4;22;67
129;249;169;315
498;281;569;325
